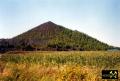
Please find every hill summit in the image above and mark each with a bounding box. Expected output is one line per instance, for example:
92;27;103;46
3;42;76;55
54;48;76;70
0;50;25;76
0;21;113;52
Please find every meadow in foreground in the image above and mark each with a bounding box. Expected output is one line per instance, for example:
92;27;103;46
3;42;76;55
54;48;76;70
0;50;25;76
0;51;120;81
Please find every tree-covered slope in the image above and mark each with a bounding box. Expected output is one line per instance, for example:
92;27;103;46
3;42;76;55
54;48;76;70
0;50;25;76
0;21;114;52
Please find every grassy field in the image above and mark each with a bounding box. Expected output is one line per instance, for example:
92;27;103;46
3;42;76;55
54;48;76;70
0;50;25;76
0;51;120;81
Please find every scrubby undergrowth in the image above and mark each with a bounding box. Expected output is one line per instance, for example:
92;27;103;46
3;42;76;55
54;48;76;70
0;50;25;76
0;51;120;81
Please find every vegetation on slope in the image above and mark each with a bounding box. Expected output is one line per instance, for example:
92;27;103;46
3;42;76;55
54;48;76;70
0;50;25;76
0;21;115;52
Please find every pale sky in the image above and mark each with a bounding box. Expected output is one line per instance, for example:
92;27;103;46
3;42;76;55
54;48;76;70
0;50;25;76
0;0;120;47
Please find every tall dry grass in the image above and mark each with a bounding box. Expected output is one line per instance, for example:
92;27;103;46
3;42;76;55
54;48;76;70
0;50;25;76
0;51;120;81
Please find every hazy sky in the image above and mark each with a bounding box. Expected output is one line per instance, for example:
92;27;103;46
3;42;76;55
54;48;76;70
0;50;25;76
0;0;120;47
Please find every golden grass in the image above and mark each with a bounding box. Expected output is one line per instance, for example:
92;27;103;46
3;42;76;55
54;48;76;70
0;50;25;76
0;51;120;81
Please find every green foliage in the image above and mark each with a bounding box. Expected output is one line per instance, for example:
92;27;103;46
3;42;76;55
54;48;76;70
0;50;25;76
1;21;113;52
1;51;120;68
48;27;110;51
